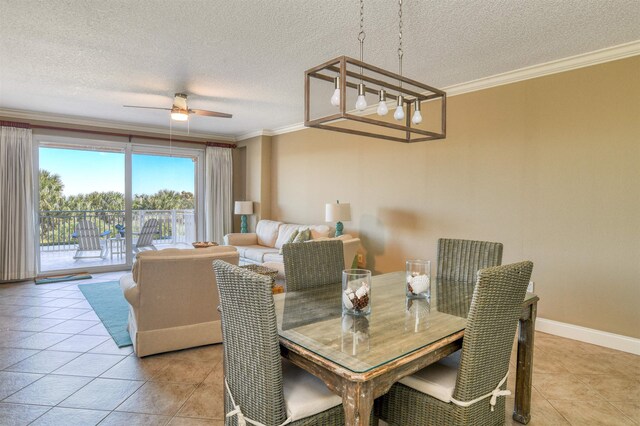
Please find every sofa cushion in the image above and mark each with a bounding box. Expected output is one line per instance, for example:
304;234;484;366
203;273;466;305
256;220;283;247
278;230;299;255
132;246;236;282
293;229;312;244
234;245;267;259
300;225;331;240
243;246;280;263
275;224;301;249
263;252;284;264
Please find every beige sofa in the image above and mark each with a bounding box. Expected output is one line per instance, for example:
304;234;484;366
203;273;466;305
224;220;360;278
119;246;239;357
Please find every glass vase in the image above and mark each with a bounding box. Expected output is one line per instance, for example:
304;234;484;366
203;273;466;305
342;269;372;316
406;259;431;300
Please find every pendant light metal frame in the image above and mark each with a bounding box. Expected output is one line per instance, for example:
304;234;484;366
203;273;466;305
305;0;446;143
304;56;446;143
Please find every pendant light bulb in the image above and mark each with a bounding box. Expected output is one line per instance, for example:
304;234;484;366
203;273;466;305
411;100;422;124
376;89;388;116
330;76;341;107
393;95;405;121
355;83;367;111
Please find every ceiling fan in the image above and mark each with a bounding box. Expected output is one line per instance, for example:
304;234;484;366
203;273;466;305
123;93;232;121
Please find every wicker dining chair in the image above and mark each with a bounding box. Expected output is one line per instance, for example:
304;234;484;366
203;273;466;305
436;238;503;318
437;238;504;283
283;239;344;292
376;261;534;426
212;260;346;426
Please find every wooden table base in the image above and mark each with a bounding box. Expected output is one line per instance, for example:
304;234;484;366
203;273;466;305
514;302;537;424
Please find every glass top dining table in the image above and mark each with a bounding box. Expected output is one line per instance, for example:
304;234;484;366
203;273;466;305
274;271;536;373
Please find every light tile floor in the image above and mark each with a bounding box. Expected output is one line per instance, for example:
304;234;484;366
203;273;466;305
0;271;638;425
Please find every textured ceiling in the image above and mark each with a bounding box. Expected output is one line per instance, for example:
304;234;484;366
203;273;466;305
1;0;639;138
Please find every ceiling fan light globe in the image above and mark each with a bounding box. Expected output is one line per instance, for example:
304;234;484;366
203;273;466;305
171;110;189;121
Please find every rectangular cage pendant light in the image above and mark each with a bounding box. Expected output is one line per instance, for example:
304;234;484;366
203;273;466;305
304;56;446;143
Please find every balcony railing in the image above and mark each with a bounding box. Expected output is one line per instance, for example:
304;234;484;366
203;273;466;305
39;209;196;252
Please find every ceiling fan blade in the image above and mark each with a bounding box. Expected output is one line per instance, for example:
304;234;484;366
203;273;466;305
123;105;172;110
189;109;233;118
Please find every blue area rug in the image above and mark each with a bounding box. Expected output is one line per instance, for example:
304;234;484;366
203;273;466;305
78;281;132;347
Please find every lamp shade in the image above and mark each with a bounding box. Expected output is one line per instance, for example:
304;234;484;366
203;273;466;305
325;202;351;222
234;201;253;215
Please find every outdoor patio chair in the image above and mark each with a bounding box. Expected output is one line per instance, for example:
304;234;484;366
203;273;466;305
376;261;534;426
133;219;159;252
73;219;110;259
212;260;348;425
283;239;344;292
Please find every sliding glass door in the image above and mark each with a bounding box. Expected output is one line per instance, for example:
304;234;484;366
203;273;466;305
131;150;198;251
38;145;126;272
36;137;204;274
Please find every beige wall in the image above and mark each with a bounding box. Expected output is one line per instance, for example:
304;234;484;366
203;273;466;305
268;57;640;338
235;135;273;232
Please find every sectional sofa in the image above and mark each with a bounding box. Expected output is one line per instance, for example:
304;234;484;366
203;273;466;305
223;219;361;278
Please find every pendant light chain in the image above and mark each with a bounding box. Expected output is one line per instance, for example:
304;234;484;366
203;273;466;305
358;0;366;79
398;0;403;89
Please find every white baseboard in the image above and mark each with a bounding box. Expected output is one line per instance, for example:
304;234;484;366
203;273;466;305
536;317;640;355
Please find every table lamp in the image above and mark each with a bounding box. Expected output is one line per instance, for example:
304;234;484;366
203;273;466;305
234;201;254;233
325;200;351;237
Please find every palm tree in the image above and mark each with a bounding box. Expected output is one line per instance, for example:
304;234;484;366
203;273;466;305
39;169;64;211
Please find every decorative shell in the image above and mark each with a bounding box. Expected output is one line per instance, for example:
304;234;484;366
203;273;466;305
342;292;354;309
343;281;370;311
355;283;369;299
409;275;430;294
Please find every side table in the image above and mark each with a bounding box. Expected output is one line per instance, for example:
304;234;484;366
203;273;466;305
109;237;125;260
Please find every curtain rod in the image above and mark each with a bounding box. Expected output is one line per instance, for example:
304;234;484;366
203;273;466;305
0;121;236;148
0;121;31;129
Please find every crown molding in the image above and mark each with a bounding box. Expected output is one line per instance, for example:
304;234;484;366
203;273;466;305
0;108;236;142
268;122;307;137
236;129;274;141
445;40;640;96
237;123;307;141
243;40;640;138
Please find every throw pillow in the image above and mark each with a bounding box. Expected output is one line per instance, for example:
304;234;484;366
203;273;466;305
292;229;311;243
279;229;299;255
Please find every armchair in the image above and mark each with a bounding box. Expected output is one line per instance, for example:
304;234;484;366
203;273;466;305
120;246;239;357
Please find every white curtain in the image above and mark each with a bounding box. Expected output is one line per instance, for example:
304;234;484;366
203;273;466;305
204;146;233;244
0;126;36;281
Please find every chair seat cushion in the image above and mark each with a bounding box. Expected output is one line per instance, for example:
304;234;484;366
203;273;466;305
398;351;461;403
282;358;341;421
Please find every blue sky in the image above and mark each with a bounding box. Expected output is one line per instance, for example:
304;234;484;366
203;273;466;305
40;148;195;196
